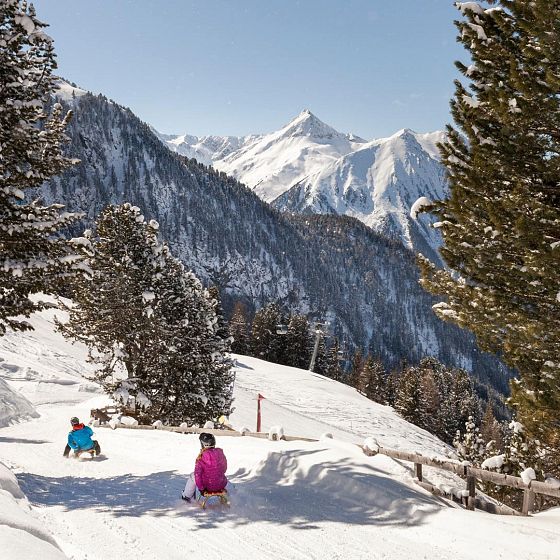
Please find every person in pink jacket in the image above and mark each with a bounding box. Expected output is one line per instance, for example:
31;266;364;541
181;433;228;502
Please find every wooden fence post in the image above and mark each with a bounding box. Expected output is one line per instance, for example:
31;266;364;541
415;463;423;482
467;474;476;511
522;488;535;515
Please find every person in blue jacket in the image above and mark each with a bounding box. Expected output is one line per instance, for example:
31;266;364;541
63;417;101;457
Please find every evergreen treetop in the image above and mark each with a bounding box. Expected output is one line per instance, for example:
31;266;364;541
0;0;80;334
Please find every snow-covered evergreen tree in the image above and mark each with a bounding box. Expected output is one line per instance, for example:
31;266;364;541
207;286;231;343
454;415;486;466
148;254;233;424
60;203;233;424
482;419;545;508
417;0;560;472
419;369;442;436
0;0;79;334
59;204;164;384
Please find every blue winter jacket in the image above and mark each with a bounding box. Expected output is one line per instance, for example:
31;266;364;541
67;424;94;450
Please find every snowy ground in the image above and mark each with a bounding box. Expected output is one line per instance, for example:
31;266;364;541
1;307;559;559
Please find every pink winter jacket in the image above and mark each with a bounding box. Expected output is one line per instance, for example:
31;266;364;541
194;447;228;493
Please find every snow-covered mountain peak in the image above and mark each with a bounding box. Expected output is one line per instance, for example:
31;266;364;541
151;108;447;250
278;109;346;141
53;79;88;102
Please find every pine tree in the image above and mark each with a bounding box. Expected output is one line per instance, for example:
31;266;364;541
60;204;233;424
481;401;504;451
416;1;560;472
357;355;386;403
284;314;312;369
348;349;365;388
395;365;427;428
59;204;163;384
207;285;230;342
484;419;545;508
250;303;285;364
0;1;79;334
419;369;442;437
454;415;486;466
323;338;344;381
229;301;251;355
148;254;233;424
384;368;401;407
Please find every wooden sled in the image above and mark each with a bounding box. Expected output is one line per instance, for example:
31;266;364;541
199;490;229;509
74;448;96;459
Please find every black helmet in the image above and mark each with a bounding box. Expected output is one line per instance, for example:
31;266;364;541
70;417;80;426
199;432;216;448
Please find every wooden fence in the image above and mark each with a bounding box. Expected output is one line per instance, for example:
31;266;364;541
98;420;560;516
365;446;560;515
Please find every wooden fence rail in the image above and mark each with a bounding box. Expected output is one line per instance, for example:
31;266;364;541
370;445;560;515
98;420;559;515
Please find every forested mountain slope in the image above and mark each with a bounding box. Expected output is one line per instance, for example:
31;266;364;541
38;86;510;392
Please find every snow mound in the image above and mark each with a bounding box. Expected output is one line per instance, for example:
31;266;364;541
0;461;66;559
0;378;39;428
268;426;285;441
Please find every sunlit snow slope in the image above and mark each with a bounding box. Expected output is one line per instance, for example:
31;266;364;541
0;307;558;560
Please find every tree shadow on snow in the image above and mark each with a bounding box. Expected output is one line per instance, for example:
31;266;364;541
18;448;446;530
0;436;51;444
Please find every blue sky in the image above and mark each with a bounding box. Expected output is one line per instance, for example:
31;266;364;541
32;0;466;138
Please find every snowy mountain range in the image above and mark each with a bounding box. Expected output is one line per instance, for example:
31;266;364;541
156;111;448;253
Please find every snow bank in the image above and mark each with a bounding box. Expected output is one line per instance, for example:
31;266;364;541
120;416;138;427
0;378;39;428
363;437;380;455
0;461;67;559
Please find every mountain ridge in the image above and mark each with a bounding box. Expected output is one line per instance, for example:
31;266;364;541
155;108;447;253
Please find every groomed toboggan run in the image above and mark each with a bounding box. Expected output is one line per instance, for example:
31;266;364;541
0;305;558;560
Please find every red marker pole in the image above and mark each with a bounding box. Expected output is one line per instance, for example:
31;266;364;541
256;393;265;432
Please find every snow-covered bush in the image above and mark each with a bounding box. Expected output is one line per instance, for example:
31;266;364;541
268;426;285;441
203;421;214;429
363;437;379;456
152;420;163;429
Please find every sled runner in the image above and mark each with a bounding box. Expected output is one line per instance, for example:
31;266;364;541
74;448;96;459
199;490;229;509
